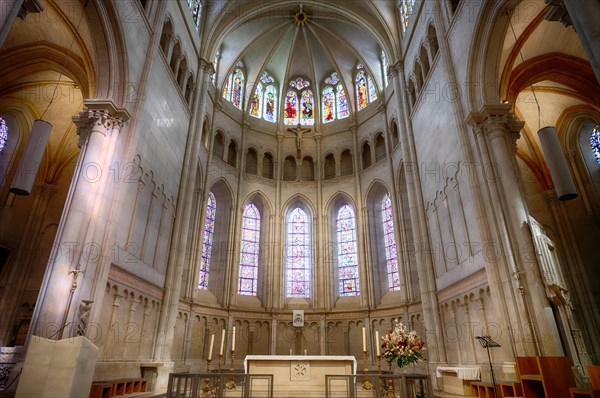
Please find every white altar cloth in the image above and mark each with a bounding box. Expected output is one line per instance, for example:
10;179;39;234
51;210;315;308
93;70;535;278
244;355;357;398
435;366;481;380
244;355;357;373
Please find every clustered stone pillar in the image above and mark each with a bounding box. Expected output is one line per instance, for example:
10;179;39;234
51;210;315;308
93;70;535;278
28;102;128;343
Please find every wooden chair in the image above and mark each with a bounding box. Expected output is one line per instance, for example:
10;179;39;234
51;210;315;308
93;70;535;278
570;365;600;398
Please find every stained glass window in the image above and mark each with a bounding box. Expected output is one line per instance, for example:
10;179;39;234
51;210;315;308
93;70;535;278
290;77;310;90
356;65;377;111
284;90;299;125
300;90;314;126
231;68;244;109
381;50;389;88
250;82;263;118
222;73;232;100
322;86;336;123
325;72;340;85
0;117;7;154
591;126;600;165
264;85;277;123
399;0;415;33
238;203;260;296
382;193;400;291
337;84;349;119
187;0;202;29
286;207;311;298
356;70;368;110
199;192;216;289
260;71;275;84
367;75;377;102
337;205;360;296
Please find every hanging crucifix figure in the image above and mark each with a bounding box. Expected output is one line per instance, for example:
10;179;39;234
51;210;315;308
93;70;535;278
287;123;311;159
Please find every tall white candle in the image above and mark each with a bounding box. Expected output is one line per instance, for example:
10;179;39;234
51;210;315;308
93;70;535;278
362;327;366;351
219;329;225;356
375;331;380;356
231;327;236;351
208;334;215;360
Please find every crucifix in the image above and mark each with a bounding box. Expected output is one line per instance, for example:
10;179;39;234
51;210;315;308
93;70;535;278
287;123;311;158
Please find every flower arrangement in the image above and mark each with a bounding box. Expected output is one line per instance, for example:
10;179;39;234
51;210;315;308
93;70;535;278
381;319;426;368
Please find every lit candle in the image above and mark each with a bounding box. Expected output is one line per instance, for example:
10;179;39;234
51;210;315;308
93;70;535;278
231;327;236;351
219;329;225;356
362;327;366;351
289;349;293;355
208;334;215;360
304;349;307;356
375;331;380;356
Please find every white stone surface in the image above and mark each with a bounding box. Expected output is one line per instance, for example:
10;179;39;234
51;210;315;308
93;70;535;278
16;336;98;398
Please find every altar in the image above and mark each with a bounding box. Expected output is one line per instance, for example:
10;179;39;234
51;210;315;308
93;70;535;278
244;355;356;398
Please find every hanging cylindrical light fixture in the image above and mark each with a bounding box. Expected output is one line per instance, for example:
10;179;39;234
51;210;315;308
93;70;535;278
9;119;52;195
537;126;578;201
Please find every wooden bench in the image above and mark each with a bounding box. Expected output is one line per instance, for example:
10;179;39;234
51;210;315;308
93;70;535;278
89;378;147;398
470;381;495;398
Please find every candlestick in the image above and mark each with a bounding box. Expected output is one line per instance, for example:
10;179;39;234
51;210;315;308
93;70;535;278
231;327;236;351
208;334;215;360
387;361;395;398
361;350;373;390
226;349;236;389
289;349;292;355
201;358;212;397
218;354;223;373
377;354;384;395
362;327;366;351
219;329;225;356
375;331;380;356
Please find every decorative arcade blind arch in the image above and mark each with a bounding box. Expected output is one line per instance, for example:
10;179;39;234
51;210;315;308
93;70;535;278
382;193;400;291
285;207;311;298
336;204;360;296
199;192;216;289
238;203;261;296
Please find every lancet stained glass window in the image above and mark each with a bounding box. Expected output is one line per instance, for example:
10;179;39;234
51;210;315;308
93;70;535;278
322;86;336;123
337;84;349;119
382;193;400;291
286;207;311;298
199;192;216;289
250;82;263;118
223;67;245;109
591;126;600;165
284;90;299;125
186;0;202;29
356;65;377;111
300;90;314;126
238;203;260;296
399;0;415;33
337;205;360;296
0;117;7;154
231;68;244;108
264;85;277;122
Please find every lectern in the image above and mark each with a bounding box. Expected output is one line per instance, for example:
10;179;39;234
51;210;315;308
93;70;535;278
475;336;501;398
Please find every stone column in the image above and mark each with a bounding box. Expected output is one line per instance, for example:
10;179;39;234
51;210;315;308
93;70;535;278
27;102;129;343
273;133;284;308
314;134;326;309
563;0;600;83
481;113;563;356
0;0;24;48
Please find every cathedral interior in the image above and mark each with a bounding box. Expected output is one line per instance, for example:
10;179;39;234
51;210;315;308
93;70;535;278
0;0;598;396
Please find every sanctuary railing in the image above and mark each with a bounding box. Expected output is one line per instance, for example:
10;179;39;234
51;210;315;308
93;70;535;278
325;372;432;398
166;372;273;398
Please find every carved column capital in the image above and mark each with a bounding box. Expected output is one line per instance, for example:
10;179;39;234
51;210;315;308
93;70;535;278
72;100;130;147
